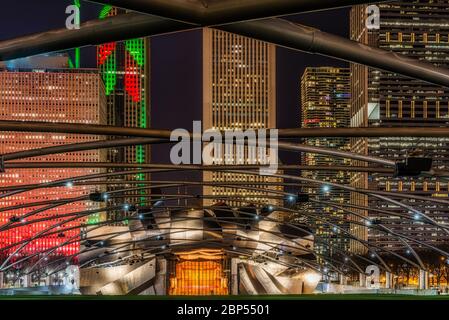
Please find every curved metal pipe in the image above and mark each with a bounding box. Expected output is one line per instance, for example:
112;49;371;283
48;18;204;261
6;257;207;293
6;208;415;279
4;162;393;173
2;169;447;215
310;199;426;269
0;13;193;61
1;137;395;167
221;19;449;88
1;199;426;275
2;120;449;138
230;170;449;234
0;180;414;245
0;200;371;273
12;217;337;276
88;0;390;26
2;166;448;239
1;138;164;162
0;190;432;268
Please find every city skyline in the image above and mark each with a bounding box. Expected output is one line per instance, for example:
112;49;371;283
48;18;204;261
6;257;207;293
1;0;449;300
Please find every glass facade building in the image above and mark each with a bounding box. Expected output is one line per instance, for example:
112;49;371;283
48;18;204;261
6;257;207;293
350;0;449;252
300;66;351;259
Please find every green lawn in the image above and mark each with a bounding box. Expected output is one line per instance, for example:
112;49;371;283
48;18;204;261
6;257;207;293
1;294;449;300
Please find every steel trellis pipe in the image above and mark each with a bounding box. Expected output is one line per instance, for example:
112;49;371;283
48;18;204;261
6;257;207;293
310;199;426;269
1;138;165;162
3;1;449;88
220;18;449;88
3;162;393;174
0;199;384;268
0;13;194;61
6;205;424;280
2;120;449;138
21;209;417;276
0;198;441;280
229;170;449;235
4;180;431;262
16;213;370;276
0;181;431;239
2;178;423;225
89;0;393;26
1;136;395;167
1;164;447;207
5;211;344;276
0;196;435;274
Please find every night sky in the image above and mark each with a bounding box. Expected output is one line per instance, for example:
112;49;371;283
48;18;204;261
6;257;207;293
0;0;349;173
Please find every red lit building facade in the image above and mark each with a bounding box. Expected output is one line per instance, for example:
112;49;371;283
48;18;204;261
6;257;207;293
0;69;106;258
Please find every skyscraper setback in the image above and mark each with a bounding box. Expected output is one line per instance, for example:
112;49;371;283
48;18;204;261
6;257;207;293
202;28;281;207
300;67;351;258
0;68;106;257
350;1;449;251
97;5;150;220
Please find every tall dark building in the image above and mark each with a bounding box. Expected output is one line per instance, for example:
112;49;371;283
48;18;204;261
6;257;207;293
350;1;449;252
97;5;151;221
300;67;351;259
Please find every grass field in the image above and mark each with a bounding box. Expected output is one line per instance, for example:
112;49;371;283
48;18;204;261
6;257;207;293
0;294;449;300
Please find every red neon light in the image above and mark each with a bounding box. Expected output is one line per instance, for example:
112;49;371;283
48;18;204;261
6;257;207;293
98;42;116;65
304;119;321;124
124;65;141;102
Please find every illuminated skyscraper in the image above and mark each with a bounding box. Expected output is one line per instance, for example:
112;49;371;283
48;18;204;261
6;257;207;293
97;6;150;220
300;66;351;258
350;1;449;251
0;68;106;258
202;28;281;208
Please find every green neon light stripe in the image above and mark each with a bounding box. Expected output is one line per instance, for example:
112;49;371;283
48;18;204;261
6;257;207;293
101;53;117;96
87;214;100;225
99;5;113;19
75;47;81;69
74;0;81;68
125;39;146;67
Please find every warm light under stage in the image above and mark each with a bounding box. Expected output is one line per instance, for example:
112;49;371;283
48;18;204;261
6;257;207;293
168;250;229;296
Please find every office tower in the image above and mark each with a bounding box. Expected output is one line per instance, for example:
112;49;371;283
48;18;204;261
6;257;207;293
202;28;281;208
0;68;106;257
350;1;449;252
97;5;150;220
300;67;351;259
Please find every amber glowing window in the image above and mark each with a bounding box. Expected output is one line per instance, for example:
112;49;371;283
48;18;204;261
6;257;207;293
169;260;229;296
